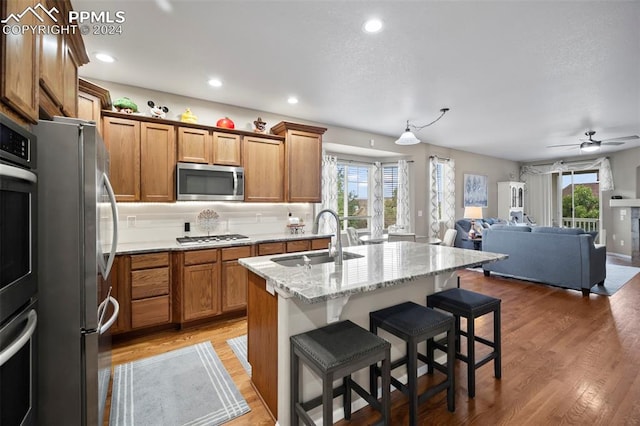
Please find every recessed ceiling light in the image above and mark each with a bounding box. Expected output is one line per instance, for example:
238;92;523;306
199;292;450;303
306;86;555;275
363;18;383;33
95;53;115;63
155;0;172;12
287;96;299;105
208;78;222;88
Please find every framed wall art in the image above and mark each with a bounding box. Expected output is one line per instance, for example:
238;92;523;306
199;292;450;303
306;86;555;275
463;174;488;207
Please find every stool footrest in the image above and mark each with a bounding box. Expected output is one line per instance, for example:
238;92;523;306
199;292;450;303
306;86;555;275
299;384;346;412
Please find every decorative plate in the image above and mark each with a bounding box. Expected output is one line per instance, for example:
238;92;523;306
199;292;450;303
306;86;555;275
196;209;219;234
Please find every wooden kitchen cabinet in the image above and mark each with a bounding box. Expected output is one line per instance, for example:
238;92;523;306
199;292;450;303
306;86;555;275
1;0;39;123
177;127;241;166
130;252;171;329
103;114;176;202
221;246;251;312
271;121;327;203
243;136;285;202
174;249;221;322
286;239;310;253
177;126;211;164
1;0;88;124
212;132;241;166
103;116;140;201
111;252;171;334
77;78;112;135
310;237;331;250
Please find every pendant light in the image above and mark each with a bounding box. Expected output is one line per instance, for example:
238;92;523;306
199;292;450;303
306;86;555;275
395;108;450;145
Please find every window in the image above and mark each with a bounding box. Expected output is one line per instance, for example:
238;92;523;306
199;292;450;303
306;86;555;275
337;163;369;230
383;165;398;229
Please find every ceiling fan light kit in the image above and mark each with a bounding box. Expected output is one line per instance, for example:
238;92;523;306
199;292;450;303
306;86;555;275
546;130;639;152
395;107;450;145
579;142;600;153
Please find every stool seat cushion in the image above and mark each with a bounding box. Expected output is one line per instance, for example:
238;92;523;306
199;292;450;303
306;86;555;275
370;301;453;336
428;288;500;314
291;320;390;371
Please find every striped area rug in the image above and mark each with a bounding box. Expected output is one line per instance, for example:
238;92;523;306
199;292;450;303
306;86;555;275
226;335;251;376
109;342;249;426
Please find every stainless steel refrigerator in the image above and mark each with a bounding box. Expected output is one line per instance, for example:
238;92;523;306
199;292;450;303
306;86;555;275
33;117;119;425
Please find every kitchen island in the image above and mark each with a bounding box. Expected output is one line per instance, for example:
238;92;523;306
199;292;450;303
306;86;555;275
239;241;507;425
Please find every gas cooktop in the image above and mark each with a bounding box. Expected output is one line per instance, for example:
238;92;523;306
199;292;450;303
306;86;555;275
176;234;250;245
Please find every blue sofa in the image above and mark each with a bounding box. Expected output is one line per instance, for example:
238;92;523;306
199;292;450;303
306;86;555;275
454;218;505;249
481;226;607;296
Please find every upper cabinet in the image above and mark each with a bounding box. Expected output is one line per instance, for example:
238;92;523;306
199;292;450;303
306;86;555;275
103;113;176;202
271;121;327;203
77;78;112;135
1;0;39;123
177;127;242;166
1;0;89;125
243;135;285;202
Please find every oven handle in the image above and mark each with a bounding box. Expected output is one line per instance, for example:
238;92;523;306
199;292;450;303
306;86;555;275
98;297;120;335
103;173;119;279
0;310;37;367
0;163;37;183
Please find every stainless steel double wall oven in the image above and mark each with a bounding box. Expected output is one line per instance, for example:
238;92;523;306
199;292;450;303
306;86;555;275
0;112;38;426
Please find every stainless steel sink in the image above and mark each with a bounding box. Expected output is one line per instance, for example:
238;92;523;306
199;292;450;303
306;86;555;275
272;251;363;267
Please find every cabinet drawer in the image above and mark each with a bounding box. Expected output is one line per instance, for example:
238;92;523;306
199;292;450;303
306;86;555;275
131;268;169;299
184;249;218;265
257;242;285;256
311;238;331;250
286;240;310;253
131;295;170;328
221;246;252;261
131;252;169;270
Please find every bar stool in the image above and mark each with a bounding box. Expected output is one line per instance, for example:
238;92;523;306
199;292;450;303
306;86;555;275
427;288;501;398
290;320;391;426
369;301;455;425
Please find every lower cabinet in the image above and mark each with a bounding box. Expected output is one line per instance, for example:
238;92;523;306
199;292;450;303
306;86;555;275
111;238;332;335
130;252;171;329
221;246;251;313
174;249;222;322
111;252;171;334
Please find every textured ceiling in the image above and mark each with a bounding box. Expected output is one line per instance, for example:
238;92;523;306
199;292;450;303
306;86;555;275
75;0;640;162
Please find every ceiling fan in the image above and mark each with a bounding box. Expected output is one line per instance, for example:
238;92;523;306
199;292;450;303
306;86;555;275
547;131;640;152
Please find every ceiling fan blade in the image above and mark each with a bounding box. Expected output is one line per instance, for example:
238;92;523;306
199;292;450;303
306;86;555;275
601;141;625;146
547;143;580;148
600;135;639;142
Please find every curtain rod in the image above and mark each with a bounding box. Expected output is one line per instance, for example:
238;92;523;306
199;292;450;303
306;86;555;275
528;156;608;167
340;159;414;166
429;155;451;161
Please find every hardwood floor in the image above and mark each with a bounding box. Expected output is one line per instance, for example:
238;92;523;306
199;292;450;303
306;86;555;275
106;256;640;425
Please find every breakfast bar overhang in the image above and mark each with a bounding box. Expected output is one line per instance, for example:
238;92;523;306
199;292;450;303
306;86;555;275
239;241;507;425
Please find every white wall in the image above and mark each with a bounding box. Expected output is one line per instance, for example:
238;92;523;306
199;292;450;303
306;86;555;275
92;78;520;239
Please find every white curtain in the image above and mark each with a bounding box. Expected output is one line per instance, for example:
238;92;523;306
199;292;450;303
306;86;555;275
319;153;338;234
520;156;614;227
429;156;456;238
396;160;411;232
520;173;553;226
370;162;384;238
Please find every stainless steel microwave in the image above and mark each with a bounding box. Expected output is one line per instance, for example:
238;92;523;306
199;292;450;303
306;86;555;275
176;162;244;201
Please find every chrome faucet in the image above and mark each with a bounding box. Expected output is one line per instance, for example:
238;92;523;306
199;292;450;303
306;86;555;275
312;209;343;266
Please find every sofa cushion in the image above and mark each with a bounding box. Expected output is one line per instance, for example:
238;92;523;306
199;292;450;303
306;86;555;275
531;226;584;235
490;225;532;232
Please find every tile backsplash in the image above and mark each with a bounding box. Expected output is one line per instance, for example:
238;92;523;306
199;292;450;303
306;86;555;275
116;202;315;244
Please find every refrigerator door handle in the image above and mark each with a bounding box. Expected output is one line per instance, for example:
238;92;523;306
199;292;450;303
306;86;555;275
103;172;119;279
98;297;119;335
0;309;37;367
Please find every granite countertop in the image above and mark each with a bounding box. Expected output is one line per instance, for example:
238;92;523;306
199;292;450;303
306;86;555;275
238;242;508;304
114;232;334;254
